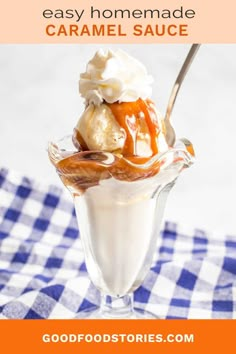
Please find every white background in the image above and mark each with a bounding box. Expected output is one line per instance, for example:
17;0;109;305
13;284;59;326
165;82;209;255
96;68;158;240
0;44;235;237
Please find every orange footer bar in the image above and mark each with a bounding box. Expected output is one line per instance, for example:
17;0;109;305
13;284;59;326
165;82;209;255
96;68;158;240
0;319;235;354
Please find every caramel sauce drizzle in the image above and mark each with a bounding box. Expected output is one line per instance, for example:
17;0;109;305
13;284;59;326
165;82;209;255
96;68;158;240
73;129;88;151
107;98;160;157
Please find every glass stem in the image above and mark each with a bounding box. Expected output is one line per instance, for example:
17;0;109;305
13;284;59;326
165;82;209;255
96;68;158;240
100;293;134;319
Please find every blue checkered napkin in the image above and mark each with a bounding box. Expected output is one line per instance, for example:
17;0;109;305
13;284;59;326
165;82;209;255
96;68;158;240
0;167;236;319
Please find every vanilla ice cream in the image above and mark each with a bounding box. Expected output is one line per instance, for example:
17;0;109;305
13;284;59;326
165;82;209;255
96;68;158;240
76;104;125;152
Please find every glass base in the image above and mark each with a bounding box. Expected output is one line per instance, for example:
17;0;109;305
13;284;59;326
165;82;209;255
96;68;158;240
74;306;157;319
74;294;158;319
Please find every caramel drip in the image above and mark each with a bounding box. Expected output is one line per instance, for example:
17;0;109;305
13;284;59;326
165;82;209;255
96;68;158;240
107;98;160;157
73;129;88;151
139;99;159;155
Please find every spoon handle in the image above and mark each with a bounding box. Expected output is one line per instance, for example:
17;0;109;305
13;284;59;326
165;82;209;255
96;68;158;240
165;44;201;122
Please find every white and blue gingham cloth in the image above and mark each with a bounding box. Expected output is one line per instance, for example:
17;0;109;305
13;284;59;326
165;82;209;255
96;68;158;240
0;167;236;319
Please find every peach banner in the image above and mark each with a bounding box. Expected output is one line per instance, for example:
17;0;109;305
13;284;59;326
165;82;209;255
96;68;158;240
0;0;235;43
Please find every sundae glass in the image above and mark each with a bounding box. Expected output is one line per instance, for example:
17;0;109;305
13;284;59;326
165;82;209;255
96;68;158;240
48;49;194;318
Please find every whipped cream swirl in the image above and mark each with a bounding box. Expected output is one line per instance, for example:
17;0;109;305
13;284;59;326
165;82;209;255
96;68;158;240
79;49;153;105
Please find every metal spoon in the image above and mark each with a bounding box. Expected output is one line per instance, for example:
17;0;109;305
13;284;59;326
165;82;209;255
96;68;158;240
164;44;201;146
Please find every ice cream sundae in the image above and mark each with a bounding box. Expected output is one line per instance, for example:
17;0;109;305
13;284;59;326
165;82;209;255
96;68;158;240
48;49;194;318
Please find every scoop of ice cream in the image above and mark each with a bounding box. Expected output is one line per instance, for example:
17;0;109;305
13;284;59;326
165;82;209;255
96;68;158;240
79;49;153;105
74;99;168;156
74;49;168;157
75;104;125;152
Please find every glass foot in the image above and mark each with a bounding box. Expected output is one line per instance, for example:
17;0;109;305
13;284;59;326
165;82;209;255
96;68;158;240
74;307;157;319
74;294;158;319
